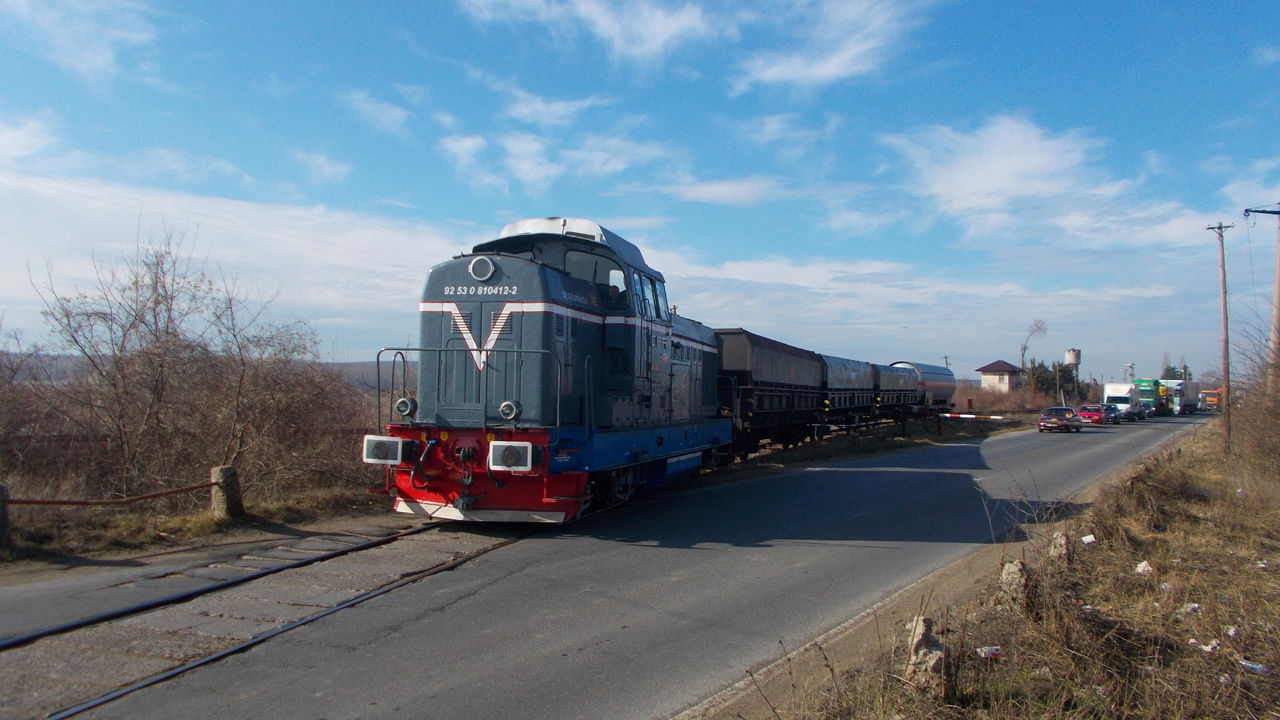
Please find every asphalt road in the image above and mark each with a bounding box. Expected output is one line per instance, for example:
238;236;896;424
83;416;1205;720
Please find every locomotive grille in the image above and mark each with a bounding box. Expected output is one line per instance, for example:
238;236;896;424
449;312;473;334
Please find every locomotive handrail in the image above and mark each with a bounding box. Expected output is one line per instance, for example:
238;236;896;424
390;350;412;409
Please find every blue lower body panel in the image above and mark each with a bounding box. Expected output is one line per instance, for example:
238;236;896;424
549;418;732;487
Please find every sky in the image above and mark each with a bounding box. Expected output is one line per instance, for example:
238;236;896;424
1;1;1279;384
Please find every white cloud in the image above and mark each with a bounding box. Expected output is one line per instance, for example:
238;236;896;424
441;134;487;167
0;0;156;84
103;148;248;187
499;132;563;193
0;114;60;162
506;88;613;128
395;83;427;106
825;207;907;233
882;115;1103;215
458;0;712;61
433;111;462;131
661;176;783;205
1219;157;1280;211
562;135;668;175
338;89;413;135
292;151;352;185
732;0;928;93
1253;46;1280;66
440;134;507;190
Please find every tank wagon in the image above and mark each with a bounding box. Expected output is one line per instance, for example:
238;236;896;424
363;218;955;523
891;360;957;408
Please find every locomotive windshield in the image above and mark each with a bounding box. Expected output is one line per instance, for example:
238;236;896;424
566;249;628;309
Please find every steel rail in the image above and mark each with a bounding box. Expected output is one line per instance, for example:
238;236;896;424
45;529;538;719
0;521;447;652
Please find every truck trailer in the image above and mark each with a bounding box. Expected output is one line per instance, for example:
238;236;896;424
1159;379;1201;414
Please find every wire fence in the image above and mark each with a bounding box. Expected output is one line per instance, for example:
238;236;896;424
0;467;243;550
5;481;218;507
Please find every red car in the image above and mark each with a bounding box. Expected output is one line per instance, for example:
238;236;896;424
1077;404;1108;425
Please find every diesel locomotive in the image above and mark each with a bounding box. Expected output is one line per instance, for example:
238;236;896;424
362;217;955;522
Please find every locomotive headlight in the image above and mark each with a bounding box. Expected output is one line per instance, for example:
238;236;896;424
498;400;522;421
469;256;496;282
488;441;533;472
363;435;405;465
394;397;418;418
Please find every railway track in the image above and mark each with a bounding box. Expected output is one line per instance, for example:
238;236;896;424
0;520;536;719
0;422;982;718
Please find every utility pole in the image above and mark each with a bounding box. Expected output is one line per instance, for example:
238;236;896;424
1243;203;1280;393
1207;222;1233;454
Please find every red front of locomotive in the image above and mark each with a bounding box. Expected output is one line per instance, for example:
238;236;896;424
366;426;590;523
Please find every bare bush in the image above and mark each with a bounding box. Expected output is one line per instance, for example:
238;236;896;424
10;237;366;519
0;323;40;444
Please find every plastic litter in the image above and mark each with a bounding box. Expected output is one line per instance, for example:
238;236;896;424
1135;560;1154;575
1080;534;1096;544
1190;639;1220;653
1238;660;1270;675
975;646;1003;659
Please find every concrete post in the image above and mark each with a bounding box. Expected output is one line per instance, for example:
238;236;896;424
210;466;245;520
0;483;10;551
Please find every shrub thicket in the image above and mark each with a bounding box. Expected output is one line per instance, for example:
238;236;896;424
2;240;370;552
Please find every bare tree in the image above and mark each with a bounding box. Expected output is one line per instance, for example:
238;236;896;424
1020;319;1047;404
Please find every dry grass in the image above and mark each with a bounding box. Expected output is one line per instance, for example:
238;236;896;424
3;484;385;558
797;409;1280;720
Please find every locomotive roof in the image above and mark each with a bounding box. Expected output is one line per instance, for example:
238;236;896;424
473;217;663;280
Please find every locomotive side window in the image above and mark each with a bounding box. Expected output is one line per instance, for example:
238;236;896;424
606;267;628;309
608;268;626;294
634;276;669;322
640;274;659;319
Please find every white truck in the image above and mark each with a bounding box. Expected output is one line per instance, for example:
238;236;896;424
1159;379;1201;414
1102;383;1141;421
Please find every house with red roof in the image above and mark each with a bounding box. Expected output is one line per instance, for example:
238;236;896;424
976;360;1023;393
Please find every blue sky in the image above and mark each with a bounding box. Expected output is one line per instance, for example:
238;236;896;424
1;1;1278;383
